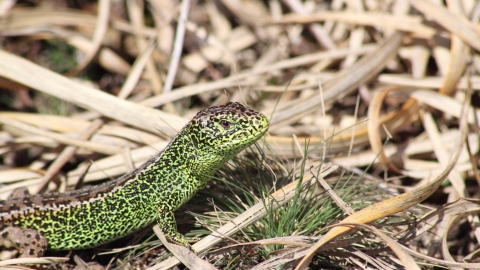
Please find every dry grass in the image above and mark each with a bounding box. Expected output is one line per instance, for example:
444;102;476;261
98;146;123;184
0;0;480;269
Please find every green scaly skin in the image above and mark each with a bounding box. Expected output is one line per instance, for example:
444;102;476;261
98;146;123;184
0;102;268;256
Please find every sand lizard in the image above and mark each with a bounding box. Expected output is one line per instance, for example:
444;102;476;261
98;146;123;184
0;102;269;257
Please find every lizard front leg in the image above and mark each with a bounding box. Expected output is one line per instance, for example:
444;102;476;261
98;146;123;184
156;205;199;251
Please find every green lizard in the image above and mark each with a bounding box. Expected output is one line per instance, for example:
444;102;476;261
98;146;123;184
0;102;269;257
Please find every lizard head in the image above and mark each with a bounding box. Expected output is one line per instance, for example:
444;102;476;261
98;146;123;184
188;102;269;162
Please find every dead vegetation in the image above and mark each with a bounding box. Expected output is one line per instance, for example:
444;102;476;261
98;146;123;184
1;0;480;269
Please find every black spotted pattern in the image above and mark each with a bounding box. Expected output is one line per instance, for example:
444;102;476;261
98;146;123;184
0;102;269;251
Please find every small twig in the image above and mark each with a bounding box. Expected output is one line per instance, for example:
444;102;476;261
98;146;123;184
163;0;190;94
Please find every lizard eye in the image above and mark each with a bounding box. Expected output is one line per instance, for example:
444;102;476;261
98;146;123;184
220;120;231;129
